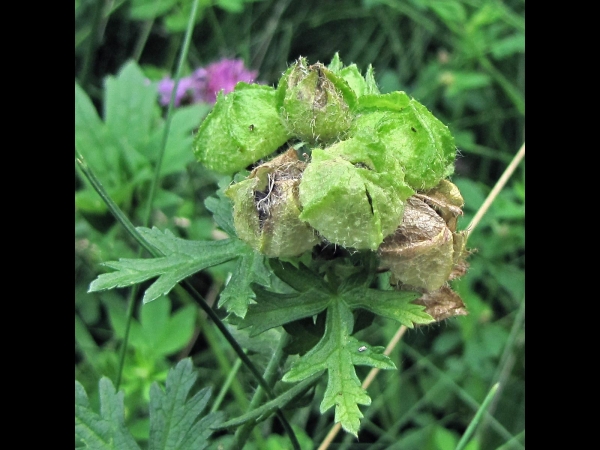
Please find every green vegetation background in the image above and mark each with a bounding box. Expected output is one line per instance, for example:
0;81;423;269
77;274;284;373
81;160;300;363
75;0;524;448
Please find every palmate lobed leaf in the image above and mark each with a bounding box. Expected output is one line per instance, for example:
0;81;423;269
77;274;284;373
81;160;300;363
240;284;331;336
345;288;433;327
103;295;196;358
75;378;141;450
75;359;222;450
89;226;274;316
282;300;395;437
89;227;247;303
218;249;272;317
241;262;432;435
240;261;332;334
149;359;223;450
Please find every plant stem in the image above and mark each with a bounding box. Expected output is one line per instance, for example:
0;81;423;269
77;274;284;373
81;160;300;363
142;0;201;227
455;383;500;450
211;357;243;413
75;152;159;257
113;283;141;390
233;332;290;449
467;143;525;236
132;19;154;63
403;344;521;448
78;0;104;89
180;281;301;450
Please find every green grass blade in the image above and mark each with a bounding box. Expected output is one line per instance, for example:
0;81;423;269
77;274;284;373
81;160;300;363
455;383;500;450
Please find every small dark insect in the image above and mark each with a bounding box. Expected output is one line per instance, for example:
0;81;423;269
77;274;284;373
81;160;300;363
411;127;417;132
249;124;255;131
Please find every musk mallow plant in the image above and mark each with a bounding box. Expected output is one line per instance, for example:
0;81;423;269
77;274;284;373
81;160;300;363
89;54;469;438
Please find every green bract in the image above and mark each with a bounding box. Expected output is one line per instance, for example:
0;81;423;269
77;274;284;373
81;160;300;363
298;137;413;250
351;94;456;190
327;52;380;97
193;83;291;175
277;57;356;145
225;150;320;257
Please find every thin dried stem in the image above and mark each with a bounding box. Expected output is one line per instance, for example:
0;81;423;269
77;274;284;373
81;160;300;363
467;143;525;236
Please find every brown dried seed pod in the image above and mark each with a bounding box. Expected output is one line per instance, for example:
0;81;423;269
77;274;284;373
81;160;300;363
225;149;321;257
378;180;469;292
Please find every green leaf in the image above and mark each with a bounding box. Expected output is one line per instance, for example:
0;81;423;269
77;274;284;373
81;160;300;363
429;0;467;25
283;300;395;437
75;378;141;450
236;262;434;436
149;359;223;450
148;103;212;177
103;295;196;357
364;65;380;95
240;262;332;335
218;249;272;317
491;32;525;59
142;296;197;356
327;52;344;73
75;82;119;185
164;1;207;32
89;227;247;303
104;61;159;155
89;224;276;316
216;0;250;13
344;288;433;328
444;71;492;97
129;0;178;20
203;177;236;237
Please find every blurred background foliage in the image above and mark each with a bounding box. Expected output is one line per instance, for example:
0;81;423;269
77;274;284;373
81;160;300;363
75;0;524;448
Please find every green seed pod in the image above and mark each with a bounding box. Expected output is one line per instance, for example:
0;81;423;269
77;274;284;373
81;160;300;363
193;83;292;175
225;150;320;257
351;94;456;190
378;180;467;291
298;137;413;250
277;57;356;145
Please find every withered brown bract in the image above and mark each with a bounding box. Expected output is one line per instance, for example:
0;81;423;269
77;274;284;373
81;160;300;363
378;179;471;322
413;286;468;322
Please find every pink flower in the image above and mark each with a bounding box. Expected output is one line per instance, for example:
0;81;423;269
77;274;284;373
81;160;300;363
202;59;257;103
157;76;201;107
157;58;257;106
